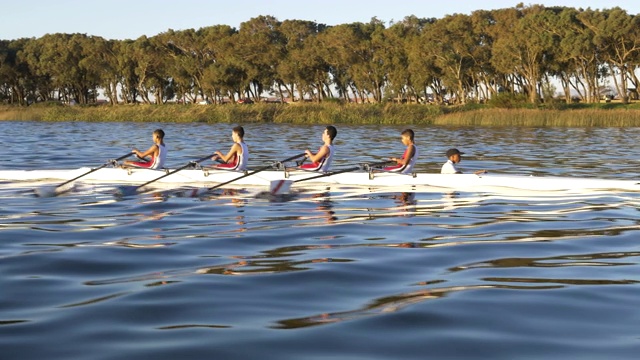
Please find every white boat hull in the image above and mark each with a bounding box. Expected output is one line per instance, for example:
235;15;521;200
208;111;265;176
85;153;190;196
0;167;639;192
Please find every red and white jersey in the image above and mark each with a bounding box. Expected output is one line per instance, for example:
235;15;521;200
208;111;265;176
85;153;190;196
300;144;334;172
215;142;248;171
151;144;167;169
384;145;418;174
129;144;167;169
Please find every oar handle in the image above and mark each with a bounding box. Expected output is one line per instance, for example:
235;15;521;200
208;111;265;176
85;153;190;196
114;152;136;161
208;153;305;191
293;166;360;183
361;160;395;171
293;160;395;183
56;152;134;188
135;154;215;189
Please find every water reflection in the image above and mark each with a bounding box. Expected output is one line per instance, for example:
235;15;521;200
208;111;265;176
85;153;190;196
451;251;640;271
297;190;337;224
271;283;561;330
3;123;640;359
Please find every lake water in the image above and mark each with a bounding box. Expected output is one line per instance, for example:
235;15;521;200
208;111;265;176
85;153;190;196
1;121;640;359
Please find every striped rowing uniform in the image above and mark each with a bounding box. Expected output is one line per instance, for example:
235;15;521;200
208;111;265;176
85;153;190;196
129;144;167;169
384;144;418;174
300;144;334;172
214;142;248;171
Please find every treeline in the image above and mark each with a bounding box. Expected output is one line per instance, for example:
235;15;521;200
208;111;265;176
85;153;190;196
1;4;639;106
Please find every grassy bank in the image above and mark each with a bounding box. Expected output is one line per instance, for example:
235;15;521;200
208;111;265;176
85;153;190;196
2;102;640;127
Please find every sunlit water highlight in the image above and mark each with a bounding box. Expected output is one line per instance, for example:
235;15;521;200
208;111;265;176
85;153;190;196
1;121;640;359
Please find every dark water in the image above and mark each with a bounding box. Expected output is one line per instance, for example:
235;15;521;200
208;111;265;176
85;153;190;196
1;121;640;359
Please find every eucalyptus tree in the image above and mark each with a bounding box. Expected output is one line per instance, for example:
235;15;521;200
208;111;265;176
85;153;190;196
628;39;640;97
546;7;603;103
130;35;172;104
99;39;122;105
383;16;427;103
21;33;101;104
407;19;448;104
294;32;334;102
155;29;203;103
186;25;238;103
0;38;35;105
491;5;557;104
347;18;388;103
80;36;120;104
581;8;640;103
234;16;286;102
20;34;64;102
318;19;388;103
469;10;499;102
315;24;355;102
0;40;12;102
420;13;482;104
203;46;250;104
277;19;329;102
156;26;236;103
65;34;105;103
114;40;141;104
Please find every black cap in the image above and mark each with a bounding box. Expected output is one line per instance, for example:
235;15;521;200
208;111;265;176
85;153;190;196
446;148;464;157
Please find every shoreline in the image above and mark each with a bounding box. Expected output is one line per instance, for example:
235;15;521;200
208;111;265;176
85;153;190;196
2;103;640;127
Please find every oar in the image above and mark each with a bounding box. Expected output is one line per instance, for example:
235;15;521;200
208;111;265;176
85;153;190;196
196;153;305;195
268;160;395;195
35;152;134;197
115;154;216;196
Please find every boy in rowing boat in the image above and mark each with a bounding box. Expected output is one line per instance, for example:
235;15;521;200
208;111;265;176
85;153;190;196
384;129;418;174
299;125;337;172
122;129;167;169
441;148;486;175
209;126;248;171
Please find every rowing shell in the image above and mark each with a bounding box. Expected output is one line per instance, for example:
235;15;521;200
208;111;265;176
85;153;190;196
0;167;639;192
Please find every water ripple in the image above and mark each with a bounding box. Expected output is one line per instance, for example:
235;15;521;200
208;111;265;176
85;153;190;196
2;122;640;359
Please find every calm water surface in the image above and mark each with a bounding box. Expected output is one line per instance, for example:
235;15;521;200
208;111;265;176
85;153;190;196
1;121;640;359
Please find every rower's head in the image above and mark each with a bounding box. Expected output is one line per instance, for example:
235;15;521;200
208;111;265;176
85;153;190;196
401;129;414;145
323;126;337;143
446;148;464;163
232;126;245;141
153;129;165;143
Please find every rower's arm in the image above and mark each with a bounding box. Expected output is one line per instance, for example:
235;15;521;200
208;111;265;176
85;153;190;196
306;145;328;163
134;144;158;159
391;145;415;165
216;143;241;163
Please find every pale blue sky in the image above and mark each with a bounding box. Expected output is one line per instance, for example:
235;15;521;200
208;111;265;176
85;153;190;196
2;0;639;40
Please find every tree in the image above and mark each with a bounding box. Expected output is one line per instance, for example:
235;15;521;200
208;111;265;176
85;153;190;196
420;13;481;104
130;35;171;104
583;8;640;103
0;38;36;105
277;20;329;102
407;18;447;104
234;16;286;101
491;5;557;104
384;16;432;103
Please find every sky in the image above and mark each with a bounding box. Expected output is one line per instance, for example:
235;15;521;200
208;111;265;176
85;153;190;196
2;0;640;41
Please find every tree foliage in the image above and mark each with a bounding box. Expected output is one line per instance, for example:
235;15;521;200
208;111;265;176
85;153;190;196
1;5;639;106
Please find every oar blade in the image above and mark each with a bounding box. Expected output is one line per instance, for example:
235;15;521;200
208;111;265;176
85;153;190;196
174;187;210;198
113;185;141;197
269;179;293;195
34;183;76;197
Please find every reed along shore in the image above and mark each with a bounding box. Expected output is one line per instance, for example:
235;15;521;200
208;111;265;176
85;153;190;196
2;102;640;127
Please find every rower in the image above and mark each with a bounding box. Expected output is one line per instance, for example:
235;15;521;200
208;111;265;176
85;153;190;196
384;129;417;174
299;125;337;172
209;126;248;171
441;148;486;175
122;129;167;169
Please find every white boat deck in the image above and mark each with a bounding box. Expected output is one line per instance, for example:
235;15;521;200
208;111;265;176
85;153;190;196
0;167;638;193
